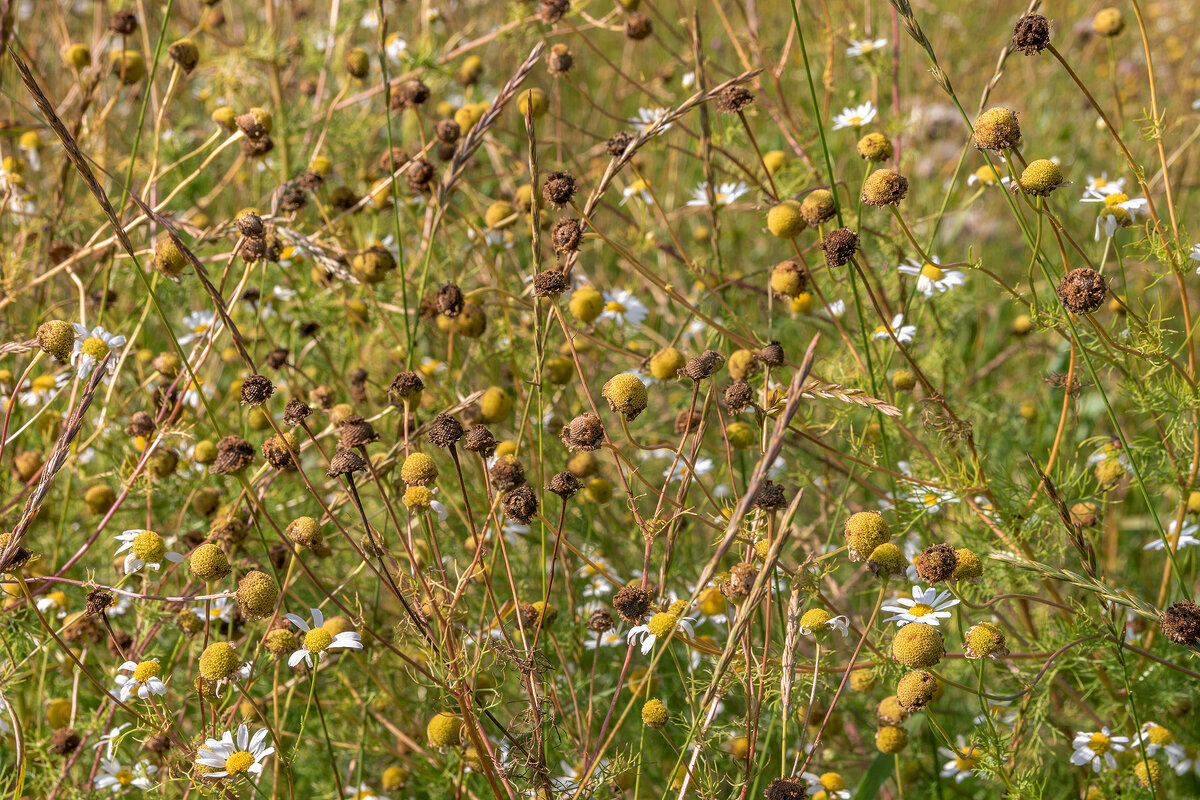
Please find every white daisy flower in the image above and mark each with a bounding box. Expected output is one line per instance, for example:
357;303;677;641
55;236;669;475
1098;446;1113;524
0;695;10;736
686;181;749;208
967;165;1008;188
385;33;407;63
1084;174;1125;195
585;629;625;649
191;596;236;625
285;607;364;668
1170;744;1200;777
939;737;981;783
1190;243;1200;268
681;71;696;89
882;585;959;627
626;610;695;654
195;724;274;779
93;723;131;757
620;178;652;206
70;324;126;378
1070;727;1128;772
11;373;69;408
179;310;219;346
113;659;168;702
95;757;157;792
898;257;965;298
901;536;923;582
36;591;69;619
631;107;672;136
905;486;958;514
799;610;850;637
802;770;852;798
822;299;846;319
1082;187;1147;214
872;313;916;343
114;529;185;574
973;699;1017;727
598;289;648;327
360;9;380;29
345;783;389;800
1144;519;1200;551
846;38;887;57
831;101;876;130
1136;722;1185;759
663;457;713;483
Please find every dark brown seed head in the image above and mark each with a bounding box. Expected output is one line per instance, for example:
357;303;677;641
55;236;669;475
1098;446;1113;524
50;728;82;756
390;79;431;109
542;171;578;208
1057;268;1107;314
587;608;614;633
240;374;275;406
674;408;703;435
605;131;635;158
435;118;461;144
533;269;572;297
1161;600;1200;646
388;371;425;403
1012;13;1052;55
490;455;526;492
915;543;958;583
613;585;651;623
146;734;172;754
109;9;138;34
681;350;726;381
265;348;289;369
168;38;200;72
406;157;435;193
437;283;465;318
463;425;498;456
85;588;114;616
125;411;156;438
516;602;538;629
546;43;574;75
561;413;605;452
726;562;757;598
716;85;754;114
338;415;380;449
279;186;307;213
240;234;268;262
764;777;807;800
283;397;312;425
625;12;653;40
261;434;299;470
326;448;367;477
753;479;788;511
548;470;583;498
724;382;754;413
427;413;465;448
821;227;860;267
502;485;539;523
539;0;569;24
551;218;583;253
758;341;785;367
210;435;255;475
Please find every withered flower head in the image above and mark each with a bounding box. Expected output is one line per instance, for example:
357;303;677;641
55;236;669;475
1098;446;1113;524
283;397;312;425
463;425;498;456
716;85;754;114
502;485;539;523
681;350;726;381
533;269;572;296
437;282;465;317
338;415;380;449
551;218;583;253
542;171;578;208
548;471;583;498
240;374;275;406
561;413;605;452
427;413;465;448
326;449;367;477
210;435;255;475
1012;13;1051;55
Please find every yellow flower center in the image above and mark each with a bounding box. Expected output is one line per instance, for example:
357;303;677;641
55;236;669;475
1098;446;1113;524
847;115;865;125
1093;177;1108;189
304;626;334;653
646;612;678;638
874;324;892;336
909;603;934;617
955;747;979;770
224;750;255;774
974;166;1000;184
32;375;58;391
605;301;628;314
921;493;939;507
920;263;944;281
1104;192;1129;205
47;591;68;608
81;336;109;360
1088;732;1112;754
130;530;165;562
116;770;134;786
860;42;877;52
820;773;846;790
210;607;225;619
1146;725;1173;745
630;179;650;192
133;660;160;683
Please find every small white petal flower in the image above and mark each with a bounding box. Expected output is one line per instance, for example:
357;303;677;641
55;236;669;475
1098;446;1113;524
70;324;126;378
195;724;274;779
846;38;887;58
832;101;876;130
1070;727;1128;772
285;607;363;669
939;737;981;783
598;289;648;327
882;585;959;626
631;107;672;135
686;181;749;208
95;757;158;792
113;659;168;702
897;257;965;298
872;313;916;344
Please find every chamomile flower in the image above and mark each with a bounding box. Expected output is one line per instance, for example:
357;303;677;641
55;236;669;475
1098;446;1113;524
939;737;981;783
1191;243;1200;268
823;299;846;319
0;695;10;735
663;457;713;483
905;486;959;514
798;608;850;637
70;324;126;378
846;38;887;57
832;101;876;130
114;529;184;575
872;313;916;344
621;178;652;206
94;723;131;757
284;607;363;668
627;610;695;654
898;257;965;298
385;33;407;63
1137;722;1185;759
902;536;922;581
599;289;649;327
359;9;380;29
178;310;219;346
194;724;274;779
1084;173;1125;195
973;699;1017;727
345;783;389;800
13;373;68;408
680;71;696;89
1070;727;1128;772
95;758;157;792
1143;518;1200;551
631;107;672;135
882;585;959;627
1170;745;1200;777
802;770;852;798
686;181;749;208
36;591;69;619
113;659;168;701
191;596;236;625
585;628;625;649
